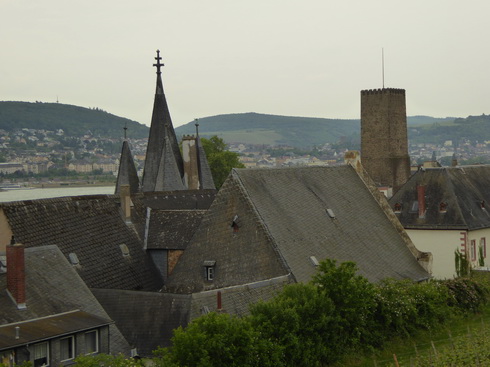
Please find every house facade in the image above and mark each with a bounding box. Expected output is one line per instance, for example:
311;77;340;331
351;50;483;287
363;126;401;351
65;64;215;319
389;165;490;278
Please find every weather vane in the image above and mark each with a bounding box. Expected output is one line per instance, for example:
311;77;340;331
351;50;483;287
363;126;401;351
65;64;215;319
153;50;164;75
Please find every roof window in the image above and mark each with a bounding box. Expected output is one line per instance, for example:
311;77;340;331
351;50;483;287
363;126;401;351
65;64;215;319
203;261;216;281
394;203;402;213
309;256;320;267
439;202;448;213
68;253;80;266
120;244;130;257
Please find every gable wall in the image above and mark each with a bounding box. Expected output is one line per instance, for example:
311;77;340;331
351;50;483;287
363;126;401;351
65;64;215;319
165;177;288;293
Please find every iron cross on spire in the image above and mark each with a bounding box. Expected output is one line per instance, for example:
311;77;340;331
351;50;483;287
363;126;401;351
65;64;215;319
123;123;128;140
153;50;164;75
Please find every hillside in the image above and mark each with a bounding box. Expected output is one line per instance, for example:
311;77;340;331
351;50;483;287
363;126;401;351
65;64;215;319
176;112;360;148
0;101;149;138
176;113;457;148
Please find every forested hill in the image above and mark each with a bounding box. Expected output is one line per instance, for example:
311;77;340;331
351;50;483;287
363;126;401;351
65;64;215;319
176;113;360;148
175;113;457;148
0;101;149;138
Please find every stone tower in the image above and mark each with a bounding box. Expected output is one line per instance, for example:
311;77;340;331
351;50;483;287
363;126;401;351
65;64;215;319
360;88;410;193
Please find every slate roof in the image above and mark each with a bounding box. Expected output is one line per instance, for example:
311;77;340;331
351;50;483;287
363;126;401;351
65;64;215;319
115;140;140;195
195;135;215;190
0;195;162;291
165;165;429;294
0;246;130;354
141;53;184;192
92;289;191;356
389;165;490;230
130;190;216;240
0;310;111;351
146;210;207;250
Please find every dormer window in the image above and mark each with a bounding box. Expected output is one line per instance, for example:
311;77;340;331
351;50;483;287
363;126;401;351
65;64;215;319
394;203;402;213
231;215;240;232
203;261;216;281
439;202;448;213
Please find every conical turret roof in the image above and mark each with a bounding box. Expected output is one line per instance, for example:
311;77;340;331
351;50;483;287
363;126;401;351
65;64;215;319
141;50;184;192
115;134;140;195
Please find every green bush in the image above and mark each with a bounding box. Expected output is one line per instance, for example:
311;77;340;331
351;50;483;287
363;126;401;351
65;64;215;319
443;277;488;313
250;283;338;366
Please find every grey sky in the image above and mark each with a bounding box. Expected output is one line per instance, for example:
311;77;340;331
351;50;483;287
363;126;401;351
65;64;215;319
1;0;489;127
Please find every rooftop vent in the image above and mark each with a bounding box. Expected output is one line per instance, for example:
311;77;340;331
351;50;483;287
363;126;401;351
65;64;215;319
481;201;486;210
68;253;79;266
231;215;240;232
309;256;320;267
326;209;335;219
120;244;130;257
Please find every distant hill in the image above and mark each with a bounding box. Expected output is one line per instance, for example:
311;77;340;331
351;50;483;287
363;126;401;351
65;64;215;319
176;113;360;148
175;113;458;148
0;101;149;138
3;102;485;148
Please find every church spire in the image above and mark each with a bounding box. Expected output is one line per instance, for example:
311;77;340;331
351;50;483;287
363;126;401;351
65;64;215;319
115;125;140;195
141;50;184;192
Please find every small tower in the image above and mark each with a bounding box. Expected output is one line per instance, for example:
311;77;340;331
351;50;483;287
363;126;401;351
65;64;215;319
115;124;140;195
360;88;410;194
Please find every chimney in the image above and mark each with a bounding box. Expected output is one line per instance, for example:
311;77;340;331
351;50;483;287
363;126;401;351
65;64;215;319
182;136;199;190
7;239;26;309
119;184;131;223
217;291;222;311
417;185;426;219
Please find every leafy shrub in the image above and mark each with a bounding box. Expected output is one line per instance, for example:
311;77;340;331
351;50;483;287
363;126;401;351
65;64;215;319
442;277;488;313
73;354;144;366
250;283;337;366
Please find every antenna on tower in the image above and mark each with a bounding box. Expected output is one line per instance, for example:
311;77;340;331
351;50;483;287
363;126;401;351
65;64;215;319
382;48;385;89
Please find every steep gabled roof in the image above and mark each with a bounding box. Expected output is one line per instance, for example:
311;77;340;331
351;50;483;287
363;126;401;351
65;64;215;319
115;140;140;195
0;196;162;291
165;165;429;294
141;51;184;192
195;135;215;190
92;289;191;356
390;165;490;230
146;210;207;250
154;136;186;191
0;246;130;354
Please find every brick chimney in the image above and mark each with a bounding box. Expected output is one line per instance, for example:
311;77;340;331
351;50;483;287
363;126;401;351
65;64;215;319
182;136;199;190
7;238;26;309
119;184;131;223
417;185;426;219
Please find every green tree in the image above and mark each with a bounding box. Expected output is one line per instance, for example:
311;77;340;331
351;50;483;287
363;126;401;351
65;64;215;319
201;136;244;188
158;312;279;367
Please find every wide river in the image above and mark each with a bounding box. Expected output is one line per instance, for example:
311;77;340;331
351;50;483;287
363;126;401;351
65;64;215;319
0;186;115;203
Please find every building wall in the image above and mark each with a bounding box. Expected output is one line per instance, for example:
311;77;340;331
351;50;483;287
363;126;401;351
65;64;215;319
407;228;490;279
361;88;411;192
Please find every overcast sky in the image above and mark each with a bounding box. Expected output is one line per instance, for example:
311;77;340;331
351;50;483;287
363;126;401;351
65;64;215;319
1;0;489;128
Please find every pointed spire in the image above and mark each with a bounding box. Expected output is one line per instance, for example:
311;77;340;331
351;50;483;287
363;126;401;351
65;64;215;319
141;50;184;192
115;137;140;195
154;136;186;191
194;119;215;190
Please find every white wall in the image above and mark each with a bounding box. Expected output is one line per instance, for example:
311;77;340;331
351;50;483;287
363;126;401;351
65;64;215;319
407;228;490;279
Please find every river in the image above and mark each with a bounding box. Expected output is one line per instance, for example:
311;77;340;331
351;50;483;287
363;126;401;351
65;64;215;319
0;186;116;203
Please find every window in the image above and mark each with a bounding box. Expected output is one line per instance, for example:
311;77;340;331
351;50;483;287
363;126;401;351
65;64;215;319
470;240;477;262
203;260;216;281
206;266;214;281
60;336;74;361
33;342;49;367
481;238;487;259
85;330;98;354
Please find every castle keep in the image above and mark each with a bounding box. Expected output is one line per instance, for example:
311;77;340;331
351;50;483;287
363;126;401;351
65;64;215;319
360;88;411;194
